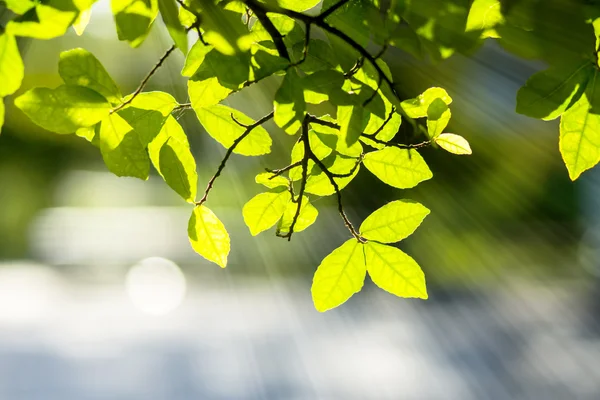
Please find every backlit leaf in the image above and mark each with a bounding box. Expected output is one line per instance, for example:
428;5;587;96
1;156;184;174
365;242;427;299
148;116;198;202
158;0;188;54
73;8;92;36
559;71;600;180
188;205;230;268
360;200;430;243
363;147;432;189
15;85;110;134
98;112;150;179
466;0;504;39
59;48;122;104
400;87;452;119
6;1;78;39
274;68;306;135
516;62;594;121
311;239;366;312
255;172;289;189
435;133;472;155
242;190;291;236
111;0;158;48
0;33;24;97
305;154;360;196
426;98;451;138
195;104;272;156
277;196;318;235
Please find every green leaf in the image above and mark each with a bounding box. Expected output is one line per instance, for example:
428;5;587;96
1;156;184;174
200;2;252;55
426;98;451;138
182;42;213;77
303;70;345;104
73;8;92;36
291;39;338;74
274;69;306;135
188;205;230;268
516;62;594;121
15;85;111;134
321;0;372;48
466;0;505;39
312;115;364;157
118;91;177;144
58;48;122;104
401;87;452;119
6;1;78;39
360;112;402;150
242;190;291;236
4;0;37;14
277;196;318;235
195;104;272;156
363;147;432;189
187;50;250;108
291;129;332;166
76;125;97;143
434;133;472;155
255;172;289;189
250;44;289;81
111;0;158;48
360;200;430;243
311;239;366;312
559;72;600;181
305;154;360;196
0;33;24;97
365;242;428;299
148;116;198;202
98;112;150;179
276;0;319;12
158;0;188;54
338;102;368;147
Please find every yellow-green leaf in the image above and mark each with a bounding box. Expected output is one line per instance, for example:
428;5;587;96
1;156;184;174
158;0;188;54
255;172;289;189
15;85;111;134
0;99;4;134
305;155;360;196
311;239;366;312
274;68;305;135
559;72;600;181
466;0;504;39
360;200;430;243
434;133;472;155
516;62;593;121
182;42;213;77
0;33;24;97
426;98;451;138
242;190;291;236
277;196;318;235
188;205;230;268
111;0;159;48
59;48;122;104
195;104;272;156
73;8;92;35
363;147;432;189
400;87;452;119
365;242;427;299
6;1;78;40
148;116;198;202
98;112;150;179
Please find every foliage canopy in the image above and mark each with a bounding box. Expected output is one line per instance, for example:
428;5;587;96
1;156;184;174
0;0;597;311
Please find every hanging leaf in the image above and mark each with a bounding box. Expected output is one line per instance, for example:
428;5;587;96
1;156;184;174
435;133;472;155
365;242;428;299
311;239;367;312
360;200;430;243
188;205;230;268
363;148;432;189
242;190;291;236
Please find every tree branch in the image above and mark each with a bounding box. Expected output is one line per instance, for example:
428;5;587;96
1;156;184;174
277;116;310;240
196;112;274;206
246;0;291;61
111;45;177;113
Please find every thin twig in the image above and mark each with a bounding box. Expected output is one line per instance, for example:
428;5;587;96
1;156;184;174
310;153;364;242
266;161;302;178
111;45;177;114
277;117;310;240
196;112;274;206
246;0;291;61
317;0;351;21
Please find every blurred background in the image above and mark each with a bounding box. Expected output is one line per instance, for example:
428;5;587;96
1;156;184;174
2;1;600;399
